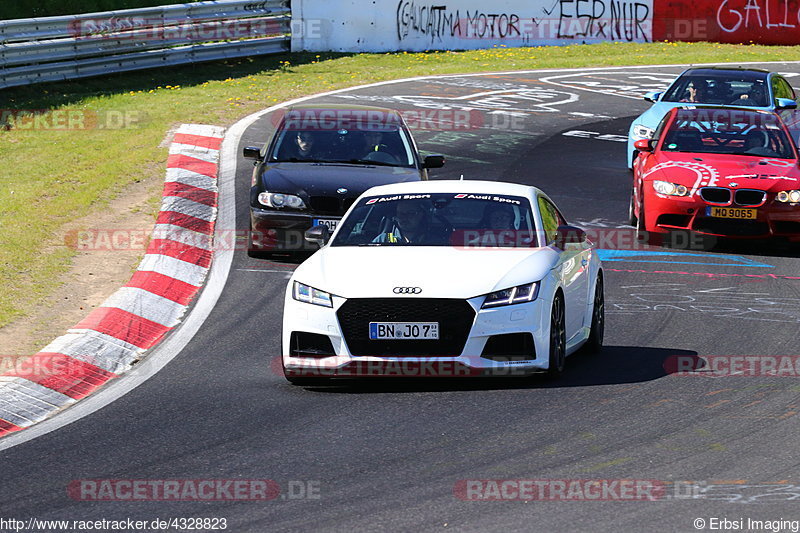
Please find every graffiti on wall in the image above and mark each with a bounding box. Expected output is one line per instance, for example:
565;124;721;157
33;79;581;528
653;0;800;44
395;1;652;44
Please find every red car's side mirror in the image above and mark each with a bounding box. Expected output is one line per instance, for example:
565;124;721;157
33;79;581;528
634;139;654;152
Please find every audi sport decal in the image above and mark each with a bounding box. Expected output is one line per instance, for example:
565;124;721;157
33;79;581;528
452;194;522;204
364;194;431;205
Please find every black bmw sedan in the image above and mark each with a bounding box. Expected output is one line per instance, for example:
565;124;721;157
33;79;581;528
243;104;445;257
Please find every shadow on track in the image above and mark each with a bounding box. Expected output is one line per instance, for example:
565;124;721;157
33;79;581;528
279;346;699;394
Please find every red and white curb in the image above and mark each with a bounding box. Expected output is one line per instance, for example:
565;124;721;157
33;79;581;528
0;124;225;437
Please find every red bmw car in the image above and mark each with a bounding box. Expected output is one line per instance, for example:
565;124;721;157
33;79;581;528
630;106;800;244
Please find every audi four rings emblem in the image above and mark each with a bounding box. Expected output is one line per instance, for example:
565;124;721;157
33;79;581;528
393;287;422;294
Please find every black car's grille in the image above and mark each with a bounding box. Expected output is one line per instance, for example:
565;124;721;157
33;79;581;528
309;196;343;215
700;187;732;204
694;217;769;236
734;189;766;206
308;196;359;216
337;298;475;356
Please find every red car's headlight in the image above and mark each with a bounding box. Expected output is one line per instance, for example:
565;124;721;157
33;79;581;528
653;180;689;197
776;190;800;203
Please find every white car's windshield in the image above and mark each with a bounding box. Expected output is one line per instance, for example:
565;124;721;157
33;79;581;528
331;193;539;247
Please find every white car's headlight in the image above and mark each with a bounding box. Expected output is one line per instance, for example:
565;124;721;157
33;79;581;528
632;124;655;139
482;282;539;309
653;180;689;197
293;281;332;307
776;190;800;203
258;192;306;209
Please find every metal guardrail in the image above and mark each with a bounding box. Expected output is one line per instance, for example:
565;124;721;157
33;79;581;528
0;0;291;89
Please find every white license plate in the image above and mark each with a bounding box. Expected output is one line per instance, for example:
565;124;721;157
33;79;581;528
369;322;439;340
313;218;338;231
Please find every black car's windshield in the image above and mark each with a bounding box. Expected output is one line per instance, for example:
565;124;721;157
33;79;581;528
268;109;416;167
661;108;796;159
662;74;769;106
331;193;539;247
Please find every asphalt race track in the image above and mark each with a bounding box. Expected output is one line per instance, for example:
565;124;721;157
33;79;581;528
4;63;800;532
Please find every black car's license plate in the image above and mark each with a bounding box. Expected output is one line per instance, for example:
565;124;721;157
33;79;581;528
313;218;338;231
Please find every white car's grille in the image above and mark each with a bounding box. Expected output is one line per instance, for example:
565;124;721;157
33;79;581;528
337;298;475;357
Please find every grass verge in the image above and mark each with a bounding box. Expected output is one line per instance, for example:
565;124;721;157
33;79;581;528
1;41;799;329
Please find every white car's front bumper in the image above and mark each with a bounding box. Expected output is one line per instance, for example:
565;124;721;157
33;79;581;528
281;291;552;378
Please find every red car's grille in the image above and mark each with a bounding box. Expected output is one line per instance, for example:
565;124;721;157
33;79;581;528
694;218;769;236
734;189;766;206
699;187;731;204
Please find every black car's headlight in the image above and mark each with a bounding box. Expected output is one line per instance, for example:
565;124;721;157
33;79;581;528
258;192;306;209
293;281;333;307
482;282;539;309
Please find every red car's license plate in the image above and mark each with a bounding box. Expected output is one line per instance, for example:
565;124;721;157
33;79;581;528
706;206;756;220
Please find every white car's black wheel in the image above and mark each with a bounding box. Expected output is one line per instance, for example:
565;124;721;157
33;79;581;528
585;274;604;353
546;294;567;378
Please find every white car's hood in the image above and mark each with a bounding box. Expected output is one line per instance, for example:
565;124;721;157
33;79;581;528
293;246;561;299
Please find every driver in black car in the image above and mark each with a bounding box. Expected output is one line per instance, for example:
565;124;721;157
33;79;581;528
279;131;322;160
361;131;387;155
355;130;399;164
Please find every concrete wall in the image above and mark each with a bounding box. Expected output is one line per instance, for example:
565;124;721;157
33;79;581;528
292;0;654;52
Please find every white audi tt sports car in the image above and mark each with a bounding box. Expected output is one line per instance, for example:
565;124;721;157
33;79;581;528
281;180;604;383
